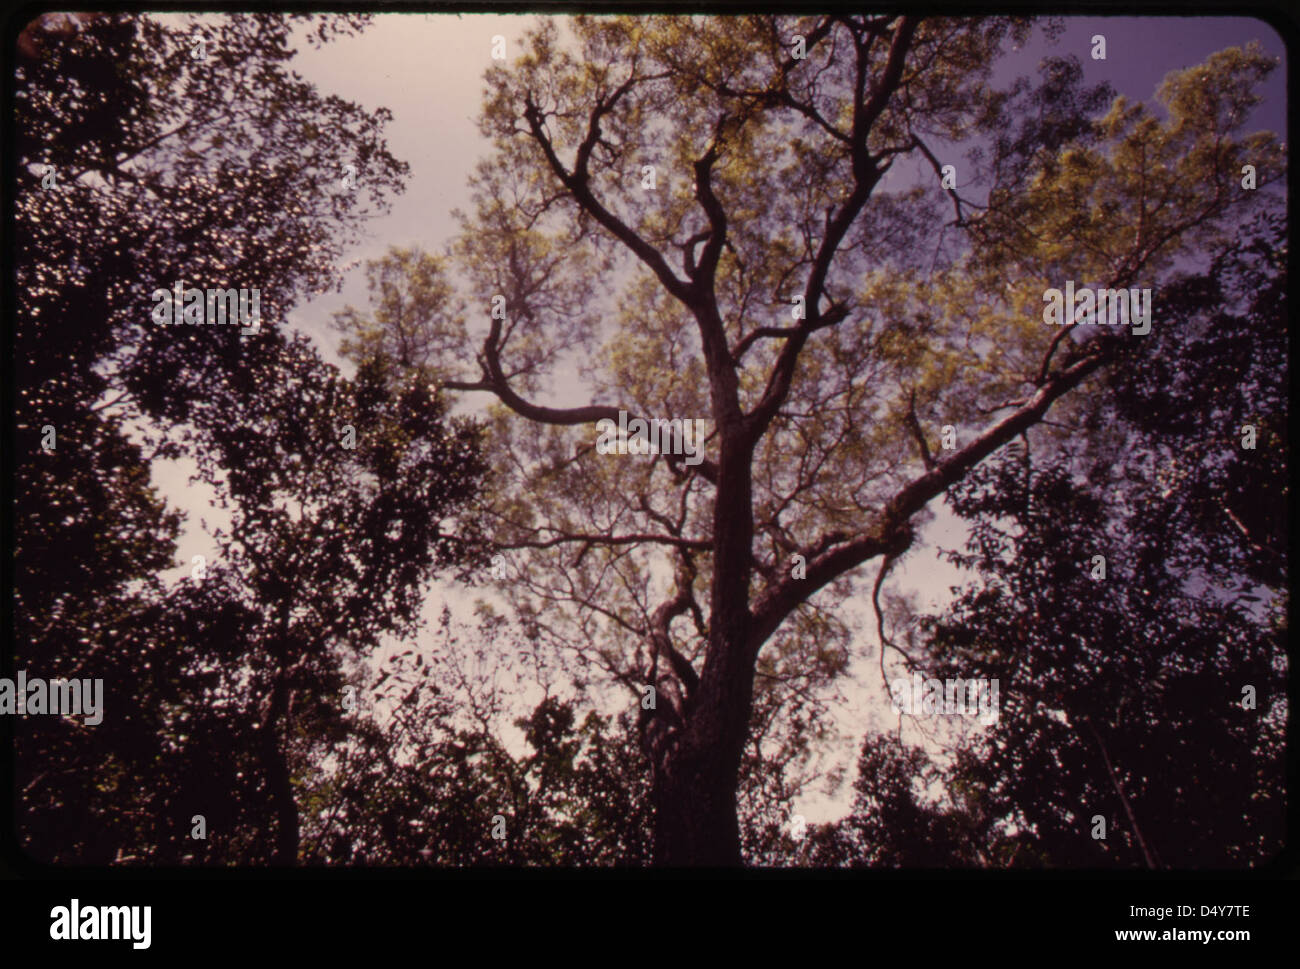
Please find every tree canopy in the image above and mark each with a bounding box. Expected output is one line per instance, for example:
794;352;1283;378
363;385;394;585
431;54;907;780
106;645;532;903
330;15;1283;863
11;12;1287;868
13;12;485;865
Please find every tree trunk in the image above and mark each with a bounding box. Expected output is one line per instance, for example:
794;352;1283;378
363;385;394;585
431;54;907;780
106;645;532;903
653;737;742;865
260;665;299;866
651;430;756;866
262;719;299;866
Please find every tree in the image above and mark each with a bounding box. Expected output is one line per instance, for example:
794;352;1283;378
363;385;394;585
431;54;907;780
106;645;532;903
14;9;407;671
883;219;1288;868
13;13;489;865
880;445;1285;867
333;15;1281;863
18;330;486;865
299;611;652;866
330;245;469;387
806;735;1016;868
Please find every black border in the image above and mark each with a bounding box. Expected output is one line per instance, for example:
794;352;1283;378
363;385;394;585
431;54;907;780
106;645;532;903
2;1;1296;901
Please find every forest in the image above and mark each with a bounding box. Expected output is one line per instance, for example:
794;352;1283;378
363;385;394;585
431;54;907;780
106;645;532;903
9;11;1287;868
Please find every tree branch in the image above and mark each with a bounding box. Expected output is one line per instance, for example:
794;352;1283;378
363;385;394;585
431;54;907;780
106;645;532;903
522;85;694;306
748;344;1112;653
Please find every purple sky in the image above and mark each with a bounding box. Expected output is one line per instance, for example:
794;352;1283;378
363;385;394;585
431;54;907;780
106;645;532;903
150;13;1289;823
279;15;1287;356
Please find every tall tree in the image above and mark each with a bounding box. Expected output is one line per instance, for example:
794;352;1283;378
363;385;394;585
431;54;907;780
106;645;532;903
333;15;1282;863
891;219;1288;869
14;9;407;672
12;13;490;865
872;443;1285;867
18;331;487;866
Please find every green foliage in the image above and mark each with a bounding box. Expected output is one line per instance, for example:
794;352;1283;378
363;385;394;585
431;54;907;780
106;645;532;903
823;221;1287;869
330;246;470;388
299;618;652;866
13;13;487;865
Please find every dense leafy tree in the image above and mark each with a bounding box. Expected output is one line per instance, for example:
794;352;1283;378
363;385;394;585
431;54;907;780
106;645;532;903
333;14;1282;862
12;13;488;865
300;613;652;866
19;331;486;864
835;222;1287;869
805;735;1022;868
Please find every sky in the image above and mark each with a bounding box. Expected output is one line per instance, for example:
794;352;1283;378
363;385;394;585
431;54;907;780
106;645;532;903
146;12;1288;826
